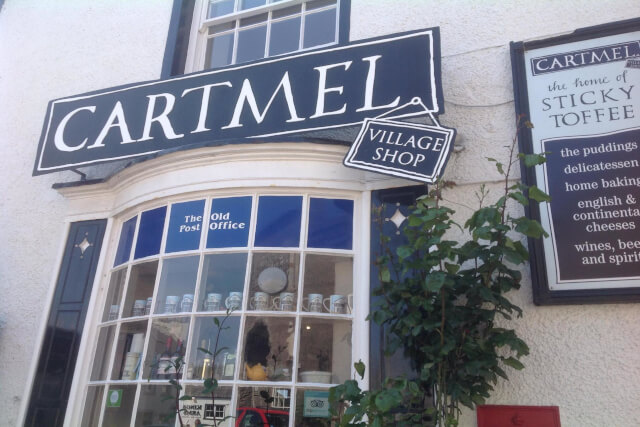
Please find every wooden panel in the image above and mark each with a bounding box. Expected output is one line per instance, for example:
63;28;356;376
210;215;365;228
25;219;107;427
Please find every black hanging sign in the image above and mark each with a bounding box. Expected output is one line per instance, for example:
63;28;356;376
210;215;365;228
33;29;443;175
343;98;455;183
511;18;640;305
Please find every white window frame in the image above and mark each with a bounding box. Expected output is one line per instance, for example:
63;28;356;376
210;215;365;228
52;143;407;427
185;0;341;73
77;190;363;427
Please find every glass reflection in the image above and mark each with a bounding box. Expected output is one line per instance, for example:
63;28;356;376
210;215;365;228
188;316;241;380
237;386;290;426
242;317;294;381
298;318;351;384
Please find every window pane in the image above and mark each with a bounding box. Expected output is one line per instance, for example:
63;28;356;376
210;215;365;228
298;318;351;384
144;317;191;380
188;316;241;380
255;196;302;247
295;388;331;425
207;196;252;248
102;385;137;427
206;33;234;69
241;317;294;381
306;0;336;10
272;4;301;18
134;206;166;259
102;268;127;322
269;17;300;56
249;252;300;312
236;25;267;64
183;385;233;425
208;0;235;18
303;8;336;48
155;256;200;315
166;199;205;253
302;254;352;313
237;386;291;425
90;326;116;381
111;320;148;380
240;12;268;27
240;0;267;10
122;261;158;319
81;385;104;427
114;216;136;266
135;385;177;427
198;253;248;312
307;198;353;249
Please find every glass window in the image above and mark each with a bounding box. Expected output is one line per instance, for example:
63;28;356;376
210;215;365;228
81;385;104;427
303;8;336;48
269;17;301;56
236;24;268;63
190;0;341;72
255;196;302;247
102;385;136;427
307;198;353;250
121;261;157;319
198;253;248;311
85;192;355;426
114;216;136;266
134;207;166;259
166;199;205;253
154;256;200;315
206;32;235;68
207;196;252;248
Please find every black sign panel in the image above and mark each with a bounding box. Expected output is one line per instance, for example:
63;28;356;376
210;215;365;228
511;18;640;304
343;119;455;183
33;29;443;175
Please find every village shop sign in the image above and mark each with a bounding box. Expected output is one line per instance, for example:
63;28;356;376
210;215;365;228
33;29;446;176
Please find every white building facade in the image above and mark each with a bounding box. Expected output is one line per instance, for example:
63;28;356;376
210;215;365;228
0;1;639;426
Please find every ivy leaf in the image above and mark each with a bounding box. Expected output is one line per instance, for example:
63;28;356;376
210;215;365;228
528;185;551;203
508;191;529;206
179;395;193;401
519;153;546;167
354;360;366;379
380;267;391;283
502;357;525;370
515;217;548;238
444;263;460;274
424;272;446;292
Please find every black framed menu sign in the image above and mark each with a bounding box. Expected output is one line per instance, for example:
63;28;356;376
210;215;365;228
511;18;640;305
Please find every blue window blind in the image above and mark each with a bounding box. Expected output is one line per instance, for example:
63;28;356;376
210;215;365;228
166;200;205;253
114;216;137;266
255;196;302;247
307;198;353;250
134;206;166;259
207;197;252;248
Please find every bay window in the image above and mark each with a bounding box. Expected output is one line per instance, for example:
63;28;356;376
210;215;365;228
81;192;358;426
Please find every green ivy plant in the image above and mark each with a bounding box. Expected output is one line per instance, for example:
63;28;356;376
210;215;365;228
331;119;549;426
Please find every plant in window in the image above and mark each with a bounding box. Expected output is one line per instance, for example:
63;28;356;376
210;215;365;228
331;118;549;426
151;309;235;426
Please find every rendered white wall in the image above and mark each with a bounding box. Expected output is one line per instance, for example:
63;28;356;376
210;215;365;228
351;1;640;426
0;1;638;426
0;1;173;425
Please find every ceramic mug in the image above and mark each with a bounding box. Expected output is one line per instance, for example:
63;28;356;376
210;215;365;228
273;292;295;311
225;292;243;310
132;299;146;317
324;294;347;314
108;304;119;321
250;291;270;310
303;293;323;312
180;294;194;312
164;295;181;313
205;293;222;311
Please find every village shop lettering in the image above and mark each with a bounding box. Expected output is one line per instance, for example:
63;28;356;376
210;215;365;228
34;30;444;174
370;127;445;167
